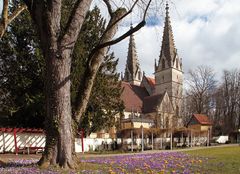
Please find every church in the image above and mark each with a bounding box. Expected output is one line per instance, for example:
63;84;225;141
119;3;183;134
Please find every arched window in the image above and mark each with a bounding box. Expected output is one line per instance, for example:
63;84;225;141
138;71;142;80
176;105;179;116
176;59;179;69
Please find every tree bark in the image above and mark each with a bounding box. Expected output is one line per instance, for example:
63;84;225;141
22;0;92;168
74;9;127;123
38;49;73;168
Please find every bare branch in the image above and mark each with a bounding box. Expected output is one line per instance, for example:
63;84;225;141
0;1;27;38
102;0;113;16
8;4;27;24
143;0;152;20
101;0;139;39
3;0;9;26
60;0;93;49
94;21;145;51
94;0;152;53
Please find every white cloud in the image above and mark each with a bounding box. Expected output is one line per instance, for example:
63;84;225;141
111;0;240;81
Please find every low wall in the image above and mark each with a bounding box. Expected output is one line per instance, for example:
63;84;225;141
0;132;120;153
0;132;45;153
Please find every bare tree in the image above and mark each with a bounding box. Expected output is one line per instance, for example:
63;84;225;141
214;69;240;134
185;66;216;115
6;0;153;168
0;0;27;38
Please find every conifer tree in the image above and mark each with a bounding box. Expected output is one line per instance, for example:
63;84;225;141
71;7;124;135
0;7;123;133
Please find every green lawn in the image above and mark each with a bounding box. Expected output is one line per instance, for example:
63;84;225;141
186;146;240;174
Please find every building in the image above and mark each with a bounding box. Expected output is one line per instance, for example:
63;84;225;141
120;2;183;134
187;114;212;136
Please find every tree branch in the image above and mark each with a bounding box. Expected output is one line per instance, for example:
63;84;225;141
74;8;127;124
93;0;152;54
2;0;9;26
102;0;113;16
101;0;139;39
0;1;27;38
93;21;146;51
60;0;93;50
8;4;27;24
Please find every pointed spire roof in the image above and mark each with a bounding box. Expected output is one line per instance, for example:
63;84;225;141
123;25;142;85
159;2;177;67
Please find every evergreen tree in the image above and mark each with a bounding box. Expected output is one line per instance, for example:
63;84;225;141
0;11;45;128
0;7;123;131
71;7;124;135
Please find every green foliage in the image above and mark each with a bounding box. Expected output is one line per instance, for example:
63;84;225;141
0;11;45;127
0;6;123;131
71;7;124;135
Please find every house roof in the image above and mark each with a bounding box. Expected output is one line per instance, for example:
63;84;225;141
189;114;212;125
121;82;149;112
143;94;164;113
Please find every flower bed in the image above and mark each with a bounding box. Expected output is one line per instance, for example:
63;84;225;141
0;152;208;173
81;152;207;173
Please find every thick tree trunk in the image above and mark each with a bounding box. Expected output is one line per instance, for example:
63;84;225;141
39;50;73;168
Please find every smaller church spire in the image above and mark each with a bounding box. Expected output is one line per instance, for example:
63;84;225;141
123;26;142;86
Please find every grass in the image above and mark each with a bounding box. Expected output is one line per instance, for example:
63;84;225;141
185;146;240;174
1;145;240;173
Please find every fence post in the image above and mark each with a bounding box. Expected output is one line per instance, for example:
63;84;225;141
81;129;84;154
13;128;18;155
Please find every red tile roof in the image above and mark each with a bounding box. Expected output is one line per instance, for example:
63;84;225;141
143;94;164;113
145;77;155;89
192;114;212;125
121;82;149;112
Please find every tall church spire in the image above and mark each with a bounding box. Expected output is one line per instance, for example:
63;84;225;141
123;26;142;85
154;2;183;116
156;2;181;70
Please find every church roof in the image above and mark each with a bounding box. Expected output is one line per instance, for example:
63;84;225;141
188;114;212;126
145;77;155;88
121;82;149;112
143;94;164;113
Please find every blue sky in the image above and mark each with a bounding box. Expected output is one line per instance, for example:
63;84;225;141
1;0;240;81
111;0;240;81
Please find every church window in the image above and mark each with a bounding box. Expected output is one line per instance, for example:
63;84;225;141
162;76;164;81
125;71;129;80
176;105;179;116
162;59;165;69
176;59;179;69
138;71;142;80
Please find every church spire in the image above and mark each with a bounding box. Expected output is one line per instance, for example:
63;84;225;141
123;25;142;86
156;2;179;70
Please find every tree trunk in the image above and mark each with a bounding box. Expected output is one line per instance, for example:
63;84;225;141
39;50;73;168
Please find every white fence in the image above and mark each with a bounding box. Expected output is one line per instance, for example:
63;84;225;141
0;132;45;153
0;132;120;153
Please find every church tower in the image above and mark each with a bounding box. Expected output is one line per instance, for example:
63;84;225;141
155;2;183;116
123;26;142;86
